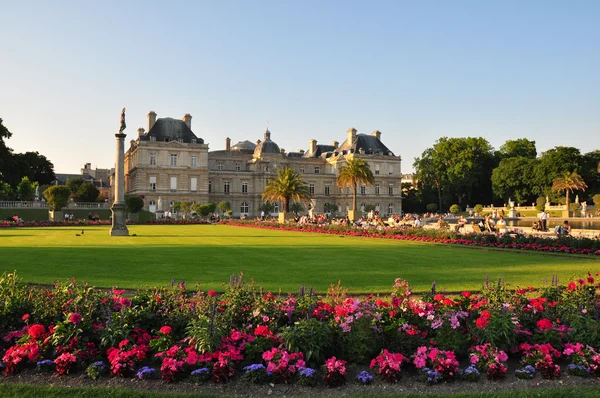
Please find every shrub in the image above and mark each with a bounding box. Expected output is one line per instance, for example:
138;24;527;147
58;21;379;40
449;204;460;214
369;349;406;382
125;195;145;214
323;357;346;387
473;204;484;214
279;318;332;367
43;186;71;211
426;203;438;212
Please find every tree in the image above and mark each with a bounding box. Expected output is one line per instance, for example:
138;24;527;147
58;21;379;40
217;201;231;215
323;203;337;215
262;167;312;213
473;204;484;215
290;202;304;214
498;138;537;159
16;176;36;201
43;186;71;211
336;158;375;215
426;203;438;212
259;202;275;214
0;181;15;200
580;150;600;200
0;118;13;181
125;195;144;214
4;152;55;187
491;157;538;204
551;171;587;217
449;204;460;215
593;194;600;209
534;147;583;194
76;182;100;202
66;178;84;195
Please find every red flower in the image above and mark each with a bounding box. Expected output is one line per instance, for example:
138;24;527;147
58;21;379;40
537;318;553;330
254;325;271;337
461;291;471;298
112;289;125;295
263;292;275;301
69;313;82;325
22;314;30;322
28;324;46;339
568;282;577;291
207;290;217;297
159;326;172;335
434;294;444;301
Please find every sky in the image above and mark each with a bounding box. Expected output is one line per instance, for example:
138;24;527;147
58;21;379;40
0;0;598;174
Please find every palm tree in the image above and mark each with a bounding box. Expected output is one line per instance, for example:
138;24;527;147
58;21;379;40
262;167;311;213
551;171;587;217
336;157;375;218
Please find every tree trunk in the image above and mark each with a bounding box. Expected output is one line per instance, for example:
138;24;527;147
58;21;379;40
565;190;570;218
352;184;357;213
284;197;289;213
437;184;442;213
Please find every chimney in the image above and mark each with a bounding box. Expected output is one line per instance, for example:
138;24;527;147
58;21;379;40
137;127;145;138
309;139;317;154
183;113;192;129
371;130;381;140
225;137;231;151
147;111;157;132
347;128;357;144
280;148;285;153
331;141;339;149
299;149;305;154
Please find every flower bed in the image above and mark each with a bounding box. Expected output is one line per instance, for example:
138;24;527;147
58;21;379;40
0;219;212;228
222;220;600;255
2;270;600;389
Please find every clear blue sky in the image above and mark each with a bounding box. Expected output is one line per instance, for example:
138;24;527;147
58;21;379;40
1;0;598;173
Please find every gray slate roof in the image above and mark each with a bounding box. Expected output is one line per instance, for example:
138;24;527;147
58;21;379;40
337;134;394;156
140;118;204;144
303;144;337;158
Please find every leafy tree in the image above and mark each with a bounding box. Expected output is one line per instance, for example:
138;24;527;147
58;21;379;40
66;178;84;194
535;197;546;212
323;203;337;214
414;137;496;210
336;158;374;215
76;182;100;202
473;204;484;215
0;181;15;200
491;157;538;203
0;118;13;181
289;202;304;214
192;202;216;217
125;195;144;214
217;201;231;215
498;139;537;159
534;147;583;194
43;186;71;211
551;171;587;217
16;176;36;201
204;202;216;214
449;204;460;215
259;202;275;214
426;203;438;212
580;150;600;200
263;167;311;213
593;194;600;209
4;152;55;187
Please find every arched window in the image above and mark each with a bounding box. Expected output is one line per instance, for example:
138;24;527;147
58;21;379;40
240;202;249;213
149;200;156;213
324;203;329;213
345;203;349;212
360;203;365;212
274;203;279;213
375;203;380;212
388;203;393;215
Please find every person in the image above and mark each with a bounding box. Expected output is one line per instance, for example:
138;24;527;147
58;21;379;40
539;210;548;232
260;210;265;221
455;215;467;232
88;213;93;220
496;216;508;234
413;217;422;228
484;215;495;233
437;216;446;229
554;220;571;235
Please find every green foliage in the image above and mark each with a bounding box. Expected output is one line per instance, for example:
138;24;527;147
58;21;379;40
6;151;55;187
76;182;100;202
336;158;375;212
449;204;460;214
492;157;538;203
191;202;216;217
473;204;483;214
498;138;537;159
593;194;600;208
364;204;376;213
535;197;546;212
0;181;15;200
186;313;225;353
426;203;438;212
66;177;84;194
259;202;275;213
290;202;304;214
338;316;382;364
85;362;107;380
217;201;230;214
323;202;337;214
125;195;144;214
43;185;71;211
262;167;311;213
16;176;36;201
279;318;333;367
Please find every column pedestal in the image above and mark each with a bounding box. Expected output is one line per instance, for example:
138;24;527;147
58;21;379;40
110;203;129;236
110;132;129;236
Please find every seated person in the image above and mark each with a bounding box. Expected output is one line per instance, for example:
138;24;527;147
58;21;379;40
495;216;508;234
413;217;422;228
437;216;447;229
484;216;495;233
554;220;572;235
455;216;467;232
532;221;541;231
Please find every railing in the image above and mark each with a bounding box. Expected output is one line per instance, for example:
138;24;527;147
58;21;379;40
0;201;111;209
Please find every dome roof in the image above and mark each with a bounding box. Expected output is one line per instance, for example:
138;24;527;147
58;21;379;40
253;129;281;157
231;140;256;151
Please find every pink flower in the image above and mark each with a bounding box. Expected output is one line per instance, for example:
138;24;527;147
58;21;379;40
470;354;479;364
159;326;172;334
207;290;217;297
69;313;82;325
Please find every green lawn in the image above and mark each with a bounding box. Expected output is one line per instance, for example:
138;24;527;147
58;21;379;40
0;225;597;293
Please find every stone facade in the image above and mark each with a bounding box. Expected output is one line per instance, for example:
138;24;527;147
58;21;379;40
124;112;402;217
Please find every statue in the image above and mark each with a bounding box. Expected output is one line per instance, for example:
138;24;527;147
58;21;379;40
157;196;163;211
34;185;39;201
119;107;126;133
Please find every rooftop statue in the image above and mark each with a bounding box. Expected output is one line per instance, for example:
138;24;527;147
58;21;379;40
119;107;126;133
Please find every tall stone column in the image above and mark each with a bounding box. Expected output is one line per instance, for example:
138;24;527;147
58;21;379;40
110;131;129;236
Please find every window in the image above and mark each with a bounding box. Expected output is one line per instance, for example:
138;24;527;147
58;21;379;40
191;156;197;167
345;203;349;212
375;184;380;195
241;202;249;213
150;153;156;166
150;136;156;142
235;162;241;171
389;184;393;195
324;203;330;213
300;166;305;173
309;184;315;194
314;166;320;174
375;164;380;175
170;177;177;191
178;138;183;143
325;184;330;196
388;165;393;175
345;187;350;194
360;185;366;195
375;203;380;212
190;177;197;192
224;181;230;194
149;176;156;191
217;161;223;171
191;138;197;144
170;154;177;167
388;203;394;215
264;165;269;172
274;203;279;213
360;203;365;212
208;181;212;193
242;182;248;193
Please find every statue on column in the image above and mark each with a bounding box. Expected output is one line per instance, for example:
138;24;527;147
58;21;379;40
119;107;126;133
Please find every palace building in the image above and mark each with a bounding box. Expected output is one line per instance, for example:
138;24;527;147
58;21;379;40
124;112;402;217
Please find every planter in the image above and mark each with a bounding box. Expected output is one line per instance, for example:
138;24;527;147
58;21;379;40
278;212;294;224
48;210;64;222
348;210;360;221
